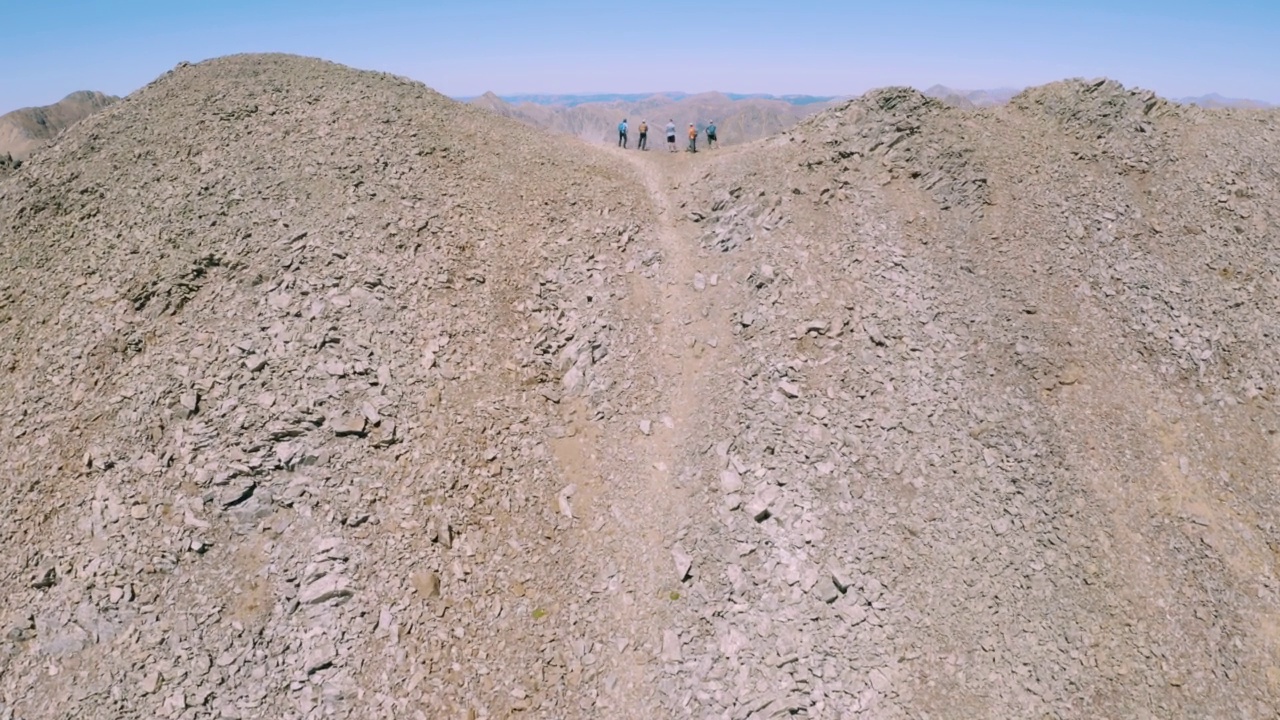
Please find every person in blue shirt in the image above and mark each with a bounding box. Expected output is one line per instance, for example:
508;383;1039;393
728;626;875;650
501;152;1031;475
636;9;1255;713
706;120;718;149
618;119;628;148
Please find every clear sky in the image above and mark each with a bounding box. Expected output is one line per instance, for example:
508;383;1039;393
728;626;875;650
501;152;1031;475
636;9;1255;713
4;0;1279;113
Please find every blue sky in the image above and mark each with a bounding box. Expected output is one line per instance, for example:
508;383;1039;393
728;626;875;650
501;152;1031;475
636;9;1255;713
3;0;1279;113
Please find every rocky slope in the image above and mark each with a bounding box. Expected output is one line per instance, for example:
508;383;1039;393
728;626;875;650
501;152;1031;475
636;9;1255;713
0;54;684;719
2;55;1280;720
0;90;118;161
666;79;1280;718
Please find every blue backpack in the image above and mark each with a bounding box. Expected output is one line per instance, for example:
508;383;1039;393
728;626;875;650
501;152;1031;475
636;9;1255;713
619;122;627;133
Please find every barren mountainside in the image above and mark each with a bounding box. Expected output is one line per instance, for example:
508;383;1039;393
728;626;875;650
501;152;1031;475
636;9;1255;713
0;90;119;161
2;54;1280;720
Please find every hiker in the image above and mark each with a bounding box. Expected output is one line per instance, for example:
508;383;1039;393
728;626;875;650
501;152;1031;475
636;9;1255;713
687;123;697;153
665;120;677;152
638;120;648;150
618;118;628;148
706;120;718;149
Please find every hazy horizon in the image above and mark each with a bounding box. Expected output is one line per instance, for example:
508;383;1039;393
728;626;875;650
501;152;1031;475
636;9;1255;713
3;0;1279;115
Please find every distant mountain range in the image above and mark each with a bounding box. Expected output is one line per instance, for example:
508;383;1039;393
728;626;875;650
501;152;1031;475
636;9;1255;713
922;85;1022;108
464;92;839;108
0;90;119;162
1174;93;1274;109
469;91;842;147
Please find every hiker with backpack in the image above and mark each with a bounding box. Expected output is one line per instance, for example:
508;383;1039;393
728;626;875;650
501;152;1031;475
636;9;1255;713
638;120;648;150
687;123;698;153
618;118;628;148
665;120;677;152
706;120;718;149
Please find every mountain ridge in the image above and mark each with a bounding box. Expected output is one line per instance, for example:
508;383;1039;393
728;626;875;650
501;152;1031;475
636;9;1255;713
3;54;1280;718
0;90;119;161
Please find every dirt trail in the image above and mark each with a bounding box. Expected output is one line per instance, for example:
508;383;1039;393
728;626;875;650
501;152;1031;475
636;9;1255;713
540;147;728;714
623;149;726;467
